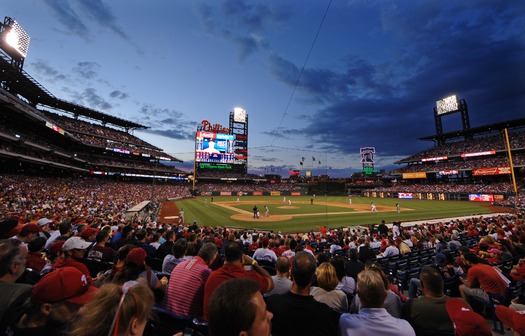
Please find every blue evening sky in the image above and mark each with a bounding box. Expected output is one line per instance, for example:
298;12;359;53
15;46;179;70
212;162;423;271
2;0;524;177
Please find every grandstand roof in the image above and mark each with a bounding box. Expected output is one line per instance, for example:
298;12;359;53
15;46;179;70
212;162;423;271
418;118;525;142
0;51;147;130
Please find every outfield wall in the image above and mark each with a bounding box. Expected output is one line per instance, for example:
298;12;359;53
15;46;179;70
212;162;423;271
197;190;305;197
362;190;510;202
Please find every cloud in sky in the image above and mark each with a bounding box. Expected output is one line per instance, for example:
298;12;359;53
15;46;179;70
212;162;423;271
6;0;524;177
195;1;289;62
263;1;525;160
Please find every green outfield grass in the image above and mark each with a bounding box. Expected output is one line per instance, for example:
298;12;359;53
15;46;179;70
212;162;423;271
168;196;499;233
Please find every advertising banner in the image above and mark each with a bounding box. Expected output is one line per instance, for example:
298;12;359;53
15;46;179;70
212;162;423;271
468;194;494;202
472;167;511;176
402;172;427;179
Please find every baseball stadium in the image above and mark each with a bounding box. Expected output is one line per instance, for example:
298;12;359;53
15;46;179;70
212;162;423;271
1;14;525;336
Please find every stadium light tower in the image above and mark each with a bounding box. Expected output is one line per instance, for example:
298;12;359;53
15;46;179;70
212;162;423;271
0;17;30;70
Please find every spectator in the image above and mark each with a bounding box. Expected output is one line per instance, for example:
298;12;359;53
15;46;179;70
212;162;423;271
408;252;456;299
264;256;292;296
40;241;65;276
163;242;217;319
311;262;348;313
447;233;462;251
113;247;165;296
149;232;162;250
332;255;356;295
0;239;32;334
80;227;98;243
69;280;154;336
459;252;508;303
345;249;365;282
281;239;297;259
208;278;272;336
26;236;47;273
509;258;525;281
54;237;103;285
252;237;277;263
378;220;389;236
402;267;454;335
350;263;403;318
357;237;373;263
105;244;134;283
45;221;73;250
135;229;156;257
8;267;97;335
495;305;525;336
156;230;175;260
13;224;42;248
379;239;399;258
203;241;273;321
339;270;415;336
266;252;341;336
87;229;116;262
446;298;492;336
162;238;191;274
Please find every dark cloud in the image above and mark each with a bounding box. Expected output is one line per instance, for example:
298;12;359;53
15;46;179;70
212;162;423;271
72;61;100;80
109;90;128;100
195;1;289;62
135;105;198;141
43;0;141;52
142;128;194;141
268;1;525;162
30;60;67;82
42;0;92;40
76;0;130;41
221;0;290;31
70;88;112;110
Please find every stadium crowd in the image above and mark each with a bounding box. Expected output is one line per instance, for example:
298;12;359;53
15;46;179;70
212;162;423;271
398;129;525;163
1;173;525;335
370;181;521;194
390;153;525;175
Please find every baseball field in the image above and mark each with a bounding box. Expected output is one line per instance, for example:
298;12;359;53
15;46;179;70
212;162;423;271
158;196;505;233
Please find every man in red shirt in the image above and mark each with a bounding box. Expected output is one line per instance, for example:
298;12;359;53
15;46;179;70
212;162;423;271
203;240;274;321
459;252;508;303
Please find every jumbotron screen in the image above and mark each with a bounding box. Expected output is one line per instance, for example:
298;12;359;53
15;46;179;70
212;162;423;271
195;131;235;164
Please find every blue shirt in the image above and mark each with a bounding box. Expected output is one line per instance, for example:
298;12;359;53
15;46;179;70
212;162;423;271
339;308;415;336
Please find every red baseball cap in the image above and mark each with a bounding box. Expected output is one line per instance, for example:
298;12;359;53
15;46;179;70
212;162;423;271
126;247;146;266
32;267;98;305
446;298;492;336
49;241;66;254
21;223;42;234
496;305;525;335
80;227;98;239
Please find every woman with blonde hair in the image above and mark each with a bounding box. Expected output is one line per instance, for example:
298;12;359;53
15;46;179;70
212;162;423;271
69;280;154;336
310;262;348;313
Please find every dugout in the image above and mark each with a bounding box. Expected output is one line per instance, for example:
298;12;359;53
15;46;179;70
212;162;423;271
125;200;152;221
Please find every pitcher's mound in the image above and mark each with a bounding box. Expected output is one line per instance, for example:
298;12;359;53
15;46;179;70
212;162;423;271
231;213;293;222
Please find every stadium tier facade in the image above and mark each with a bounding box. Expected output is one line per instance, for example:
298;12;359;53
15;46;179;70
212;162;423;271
362;96;524;203
0;17;187;183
